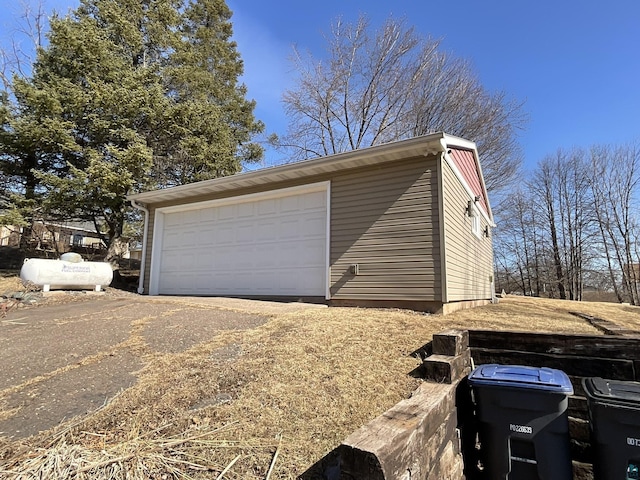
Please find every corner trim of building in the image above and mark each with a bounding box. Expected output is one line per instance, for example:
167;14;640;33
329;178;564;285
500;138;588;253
437;153;449;304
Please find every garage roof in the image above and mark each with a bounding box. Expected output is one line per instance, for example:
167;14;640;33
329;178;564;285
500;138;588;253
127;132;477;205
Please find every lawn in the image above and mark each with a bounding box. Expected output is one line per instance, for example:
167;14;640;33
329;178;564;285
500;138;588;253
1;294;637;479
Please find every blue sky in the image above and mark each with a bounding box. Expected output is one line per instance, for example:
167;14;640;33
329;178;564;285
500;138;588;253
228;0;640;171
1;0;638;172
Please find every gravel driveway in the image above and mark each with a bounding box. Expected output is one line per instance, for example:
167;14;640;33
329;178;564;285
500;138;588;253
0;294;315;439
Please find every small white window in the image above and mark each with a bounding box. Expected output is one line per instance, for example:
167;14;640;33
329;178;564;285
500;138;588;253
468;201;481;238
472;214;481;238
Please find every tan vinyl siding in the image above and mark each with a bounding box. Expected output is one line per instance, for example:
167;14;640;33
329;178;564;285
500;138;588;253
330;155;441;301
442;159;493;301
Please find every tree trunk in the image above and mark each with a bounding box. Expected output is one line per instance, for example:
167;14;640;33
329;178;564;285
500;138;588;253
19;223;33;249
548;204;567;300
105;236;129;264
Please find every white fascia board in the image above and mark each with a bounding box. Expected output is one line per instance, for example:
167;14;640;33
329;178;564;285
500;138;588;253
442;134;477;152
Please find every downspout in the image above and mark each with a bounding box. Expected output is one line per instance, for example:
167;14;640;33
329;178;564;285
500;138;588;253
130;200;149;294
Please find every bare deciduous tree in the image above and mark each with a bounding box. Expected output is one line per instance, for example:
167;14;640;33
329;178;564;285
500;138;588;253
278;14;527;194
588;143;640;304
496;142;640;304
0;0;48;89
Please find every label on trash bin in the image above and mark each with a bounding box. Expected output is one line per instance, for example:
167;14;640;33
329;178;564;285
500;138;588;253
510;424;533;435
628;438;640;447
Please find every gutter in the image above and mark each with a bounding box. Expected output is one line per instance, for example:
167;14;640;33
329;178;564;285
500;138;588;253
130;199;149;294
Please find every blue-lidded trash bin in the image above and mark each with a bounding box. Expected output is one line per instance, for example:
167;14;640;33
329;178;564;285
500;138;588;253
468;364;574;480
583;377;640;480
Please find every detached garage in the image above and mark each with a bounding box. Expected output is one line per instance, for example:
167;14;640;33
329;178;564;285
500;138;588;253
128;132;495;313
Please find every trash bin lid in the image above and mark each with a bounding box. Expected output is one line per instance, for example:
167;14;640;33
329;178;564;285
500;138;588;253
468;364;574;394
583;377;640;407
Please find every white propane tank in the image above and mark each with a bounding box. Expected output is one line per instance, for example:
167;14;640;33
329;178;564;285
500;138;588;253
20;258;113;292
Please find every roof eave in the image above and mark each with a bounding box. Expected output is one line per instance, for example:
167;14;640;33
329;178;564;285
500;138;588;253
127;133;449;205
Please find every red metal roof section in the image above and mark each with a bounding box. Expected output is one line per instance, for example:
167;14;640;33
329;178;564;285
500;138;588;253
449;148;488;214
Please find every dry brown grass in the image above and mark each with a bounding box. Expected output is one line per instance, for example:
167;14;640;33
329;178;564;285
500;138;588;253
444;295;628;334
0;271;23;294
1;294;638;478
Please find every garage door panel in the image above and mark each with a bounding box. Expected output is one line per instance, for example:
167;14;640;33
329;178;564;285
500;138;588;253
182;252;198;270
198;224;216;237
280;195;300;212
280;267;325;291
190;273;214;293
237;203;255;218
216;204;234;220
255;222;279;241
258;198;277;215
162;230;183;250
162;252;198;272
199;208;216;223
164;214;184;228
160;273;192;293
302;238;326;256
161;252;184;272
303;216;327;236
215;225;235;244
279;219;302;238
180;210;198;226
236;224;254;243
305;190;326;205
181;228;200;247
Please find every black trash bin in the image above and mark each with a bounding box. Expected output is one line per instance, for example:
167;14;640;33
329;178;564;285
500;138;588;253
583;377;640;480
468;364;574;480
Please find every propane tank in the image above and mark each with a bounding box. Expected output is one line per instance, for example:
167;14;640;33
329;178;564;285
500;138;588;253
20;258;113;292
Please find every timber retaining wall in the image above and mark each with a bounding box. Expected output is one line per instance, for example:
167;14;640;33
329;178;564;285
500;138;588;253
306;328;639;479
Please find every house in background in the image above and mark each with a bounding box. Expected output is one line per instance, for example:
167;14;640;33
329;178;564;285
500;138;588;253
0;220;105;253
128;132;494;314
0;225;21;247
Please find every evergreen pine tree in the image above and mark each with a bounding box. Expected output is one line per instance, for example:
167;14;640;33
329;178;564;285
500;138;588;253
0;0;263;256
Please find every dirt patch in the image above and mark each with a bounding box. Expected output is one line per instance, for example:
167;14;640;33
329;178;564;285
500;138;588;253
0;300;137;390
0;296;270;445
143;305;266;354
1;351;141;438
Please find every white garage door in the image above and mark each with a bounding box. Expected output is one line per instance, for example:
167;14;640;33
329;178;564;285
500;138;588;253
151;185;328;297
